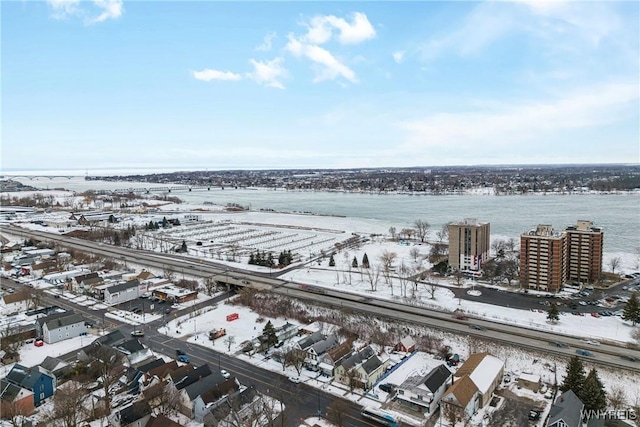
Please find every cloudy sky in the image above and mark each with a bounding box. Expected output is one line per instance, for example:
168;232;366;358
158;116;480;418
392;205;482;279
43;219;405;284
2;0;638;172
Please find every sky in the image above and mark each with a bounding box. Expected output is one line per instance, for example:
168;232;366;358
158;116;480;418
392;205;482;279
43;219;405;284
1;0;639;172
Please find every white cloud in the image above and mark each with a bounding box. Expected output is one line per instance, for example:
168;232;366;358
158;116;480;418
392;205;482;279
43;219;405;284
46;0;123;24
247;58;287;89
302;12;376;45
256;32;276;51
392;50;405;64
46;0;80;19
90;0;124;24
192;69;242;82
286;35;357;83
399;82;639;151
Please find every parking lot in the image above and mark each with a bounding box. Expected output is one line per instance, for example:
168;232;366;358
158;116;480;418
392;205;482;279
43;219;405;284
113;295;183;317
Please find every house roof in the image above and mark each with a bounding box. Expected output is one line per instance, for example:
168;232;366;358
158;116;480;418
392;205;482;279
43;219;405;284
183;372;226;400
75;272;100;283
336;345;376;371
137;358;165;373
443;375;479;408
44;313;85;330
167;364;194;382
173;364;212;390
360;355;383;375
198;379;240;405
0;379;29;402
204;386;258;422
310;335;339;356
106;280;140;294
96;329;126;346
40;356;68;373
424;364;453;393
398;335;416;349
325;340;352;363
297;330;324;349
455;352;504;395
142;381;166;401
147;361;179;379
118;400;151;425
137;271;155;280
548;390;584;427
6;364;52;390
116;339;146;355
3;291;31;305
147;415;183;427
36;311;74;328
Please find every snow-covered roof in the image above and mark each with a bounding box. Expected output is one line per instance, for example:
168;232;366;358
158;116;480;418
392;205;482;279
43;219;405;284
518;373;540;383
456;352;504;395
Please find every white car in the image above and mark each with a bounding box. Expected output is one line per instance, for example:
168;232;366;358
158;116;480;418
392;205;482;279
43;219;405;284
288;376;301;384
220;369;231;379
171;304;181;309
583;339;600;346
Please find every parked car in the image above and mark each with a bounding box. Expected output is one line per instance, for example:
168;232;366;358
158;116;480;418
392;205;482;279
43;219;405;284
34;339;44;347
176;349;189;363
220;369;231;379
379;383;395;393
288;376;301;384
581;339;600;346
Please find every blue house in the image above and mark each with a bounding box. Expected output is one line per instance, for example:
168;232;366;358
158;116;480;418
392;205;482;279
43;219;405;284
6;364;55;406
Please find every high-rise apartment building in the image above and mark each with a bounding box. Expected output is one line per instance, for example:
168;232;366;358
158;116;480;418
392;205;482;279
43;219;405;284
565;220;603;285
448;218;490;272
520;225;566;292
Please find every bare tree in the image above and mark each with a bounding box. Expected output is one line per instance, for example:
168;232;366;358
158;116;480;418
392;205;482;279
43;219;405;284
414;219;431;243
225;335;236;352
87;346;124;414
289;348;307;375
47;381;89;427
345;368;360;393
442;402;465;426
378;250;397;290
364;266;381;292
155;382;182;417
608;385;627;411
427;283;438;300
397;261;411;298
436;223;450;243
609;256;621;274
409;246;420;262
204;276;217;296
388;226;397;241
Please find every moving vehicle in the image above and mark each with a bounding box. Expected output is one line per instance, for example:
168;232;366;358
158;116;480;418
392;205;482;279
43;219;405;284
220;369;231;379
575;349;593;357
469;324;486;331
360;407;399;427
176;349;189;363
620;355;639;362
131;330;145;337
550;341;569;348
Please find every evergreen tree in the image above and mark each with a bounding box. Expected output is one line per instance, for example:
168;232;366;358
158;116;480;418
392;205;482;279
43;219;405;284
148;221;155;230
174;218;181;226
262;321;278;349
547;303;560;323
180;240;187;253
162;217;169;228
113;233;121;246
622;292;640;326
255;251;263;265
352;256;358;268
362;253;370;268
267;252;275;267
278;251;285;266
329;254;335;267
580;369;607;411
286;250;292;265
560;356;586;395
248;253;255;265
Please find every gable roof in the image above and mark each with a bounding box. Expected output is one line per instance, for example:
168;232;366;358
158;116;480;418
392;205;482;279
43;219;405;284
443;375;479;408
325;340;353;363
310;335;339;356
455;352;504;394
106;280;140;294
398;335;416;349
297;330;324;349
173;364;212;390
96;329;127;346
6;364;52;390
137;271;155;281
147;415;182;427
75;272;100;283
197;379;240;405
360;355;383;375
336;345;376;371
137;358;165;373
183;372;225;400
3;291;31;305
204;386;258;423
44;313;85;330
548;390;584;427
40;356;68;373
424;364;453;393
116;339;146;355
147;361;179;379
0;379;30;402
36;311;74;329
118;400;151;425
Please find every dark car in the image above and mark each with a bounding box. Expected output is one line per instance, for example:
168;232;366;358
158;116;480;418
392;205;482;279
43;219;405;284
575;349;593;357
550;341;569;348
620;355;639;362
470;324;486;331
379;383;395;393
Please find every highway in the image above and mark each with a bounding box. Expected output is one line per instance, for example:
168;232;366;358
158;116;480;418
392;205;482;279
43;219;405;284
7;226;640;372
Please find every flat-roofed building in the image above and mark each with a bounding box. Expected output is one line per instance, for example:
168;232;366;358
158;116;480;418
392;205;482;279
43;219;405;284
520;225;566;293
565;220;603;285
448;218;490;272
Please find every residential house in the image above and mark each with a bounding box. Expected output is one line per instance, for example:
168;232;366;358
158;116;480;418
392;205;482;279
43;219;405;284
41;313;87;344
116;339;155;368
152;285;197;304
1;291;32;315
202;387;262;427
547;390;584;427
77;330;126;362
394;336;416;353
178;372;229;418
109;400;152;427
5;364;55;407
137;270;156;282
440;375;480;421
334;345;388;390
394;364;453;416
441;352;504;421
193;380;241;422
0;379;35;416
30;260;59;279
318;340;353;378
73;272;103;293
104;280;142;305
39;356;71;384
146;415;183;427
302;334;339;370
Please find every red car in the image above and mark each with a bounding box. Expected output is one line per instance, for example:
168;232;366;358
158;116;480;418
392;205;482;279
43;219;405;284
34;340;44;347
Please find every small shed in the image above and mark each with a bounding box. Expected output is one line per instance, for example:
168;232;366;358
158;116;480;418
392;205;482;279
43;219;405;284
517;373;541;392
394;335;416;353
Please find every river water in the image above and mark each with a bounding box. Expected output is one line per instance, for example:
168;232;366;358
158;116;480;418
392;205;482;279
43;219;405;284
9;176;640;255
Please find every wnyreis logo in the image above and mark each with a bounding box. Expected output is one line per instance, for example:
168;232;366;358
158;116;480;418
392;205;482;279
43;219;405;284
581;409;637;421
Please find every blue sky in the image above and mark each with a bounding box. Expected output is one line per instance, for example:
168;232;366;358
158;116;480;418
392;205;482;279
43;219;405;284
2;0;639;172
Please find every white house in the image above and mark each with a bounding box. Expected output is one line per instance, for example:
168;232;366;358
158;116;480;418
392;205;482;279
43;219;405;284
104;280;142;305
394;364;453;416
41;313;87;344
